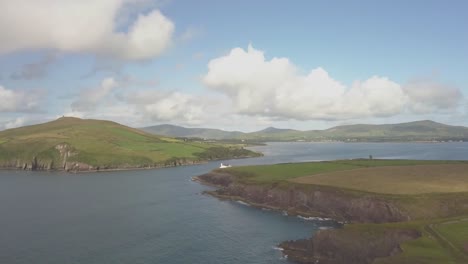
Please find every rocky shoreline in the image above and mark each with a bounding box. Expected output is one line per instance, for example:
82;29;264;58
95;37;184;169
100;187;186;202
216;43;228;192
0;137;262;173
0;154;258;173
194;171;409;223
194;171;421;264
277;228;420;264
0;157;207;173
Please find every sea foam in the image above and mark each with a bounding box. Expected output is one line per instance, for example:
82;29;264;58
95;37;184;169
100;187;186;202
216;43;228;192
236;200;250;206
297;215;332;221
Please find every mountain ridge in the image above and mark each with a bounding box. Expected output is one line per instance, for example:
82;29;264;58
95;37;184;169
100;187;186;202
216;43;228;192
143;120;468;142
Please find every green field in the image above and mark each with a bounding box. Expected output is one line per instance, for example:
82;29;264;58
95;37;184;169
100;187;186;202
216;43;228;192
224;159;468;187
0;117;260;170
291;164;468;194
372;217;468;264
434;218;468;257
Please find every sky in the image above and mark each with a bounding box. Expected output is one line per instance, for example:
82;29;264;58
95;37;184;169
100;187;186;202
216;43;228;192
1;0;467;132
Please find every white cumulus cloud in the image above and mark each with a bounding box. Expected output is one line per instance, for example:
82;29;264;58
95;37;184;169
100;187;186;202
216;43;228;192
4;117;27;130
0;0;174;60
203;45;462;121
71;77;119;111
123;90;207;125
403;79;462;114
0;85;43;112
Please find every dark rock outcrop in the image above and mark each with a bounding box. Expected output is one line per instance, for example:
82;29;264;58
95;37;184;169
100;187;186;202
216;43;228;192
196;171;421;264
0;143;206;173
197;172;408;223
279;228;421;264
0;158;54;171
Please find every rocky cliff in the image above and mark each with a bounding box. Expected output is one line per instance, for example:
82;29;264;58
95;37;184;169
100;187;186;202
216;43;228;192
0;143;204;172
195;171;425;264
0;157;55;171
279;228;421;264
197;171;408;223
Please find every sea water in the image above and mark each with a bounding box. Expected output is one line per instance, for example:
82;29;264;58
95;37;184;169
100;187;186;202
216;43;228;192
1;142;467;264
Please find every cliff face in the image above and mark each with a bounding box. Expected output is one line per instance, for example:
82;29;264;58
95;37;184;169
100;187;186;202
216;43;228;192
279;228;421;264
197;172;408;223
0;143;204;172
0;157;54;171
196;171;425;264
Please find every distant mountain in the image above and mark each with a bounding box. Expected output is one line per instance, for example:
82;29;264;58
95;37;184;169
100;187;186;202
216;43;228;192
256;127;298;133
141;124;244;139
142;120;468;142
323;120;468;141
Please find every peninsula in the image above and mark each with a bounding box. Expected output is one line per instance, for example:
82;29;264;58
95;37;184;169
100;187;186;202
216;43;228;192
0;117;261;172
195;160;468;264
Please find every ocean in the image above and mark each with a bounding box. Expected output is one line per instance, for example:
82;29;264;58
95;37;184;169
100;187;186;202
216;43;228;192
1;142;467;264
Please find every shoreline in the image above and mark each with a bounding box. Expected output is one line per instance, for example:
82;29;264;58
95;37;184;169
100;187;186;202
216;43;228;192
0;161;205;174
193;176;342;222
0;154;259;174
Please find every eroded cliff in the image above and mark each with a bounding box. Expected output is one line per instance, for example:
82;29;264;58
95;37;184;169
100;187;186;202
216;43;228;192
197;171;408;223
195;171;429;264
279;228;421;264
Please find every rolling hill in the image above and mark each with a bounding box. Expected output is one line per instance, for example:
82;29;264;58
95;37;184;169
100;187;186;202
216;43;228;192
142;124;244;139
0;117;259;172
322;120;468;140
143;120;468;142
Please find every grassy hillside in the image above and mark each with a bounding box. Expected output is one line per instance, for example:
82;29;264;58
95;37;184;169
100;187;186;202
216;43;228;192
210;160;468;263
142;124;244;139
291;164;468;194
143;120;468;142
322;120;468;141
321;217;468;264
224;159;468;185
0;117;260;171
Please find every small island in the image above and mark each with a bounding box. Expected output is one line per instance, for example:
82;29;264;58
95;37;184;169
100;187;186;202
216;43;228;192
195;159;468;264
0;117;261;172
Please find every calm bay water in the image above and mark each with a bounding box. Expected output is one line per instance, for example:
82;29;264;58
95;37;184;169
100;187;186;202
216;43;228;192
1;142;467;264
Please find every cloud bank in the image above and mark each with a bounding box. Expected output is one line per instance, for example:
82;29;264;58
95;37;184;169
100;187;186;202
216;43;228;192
71;78;119;111
0;85;43;112
10;53;58;80
68;77;212;126
0;0;174;60
123;90;208;125
4;117;27;130
203;45;462;121
403;79;462;114
65;45;464;129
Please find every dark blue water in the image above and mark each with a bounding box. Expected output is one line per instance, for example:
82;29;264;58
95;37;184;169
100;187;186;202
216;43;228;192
1;142;467;264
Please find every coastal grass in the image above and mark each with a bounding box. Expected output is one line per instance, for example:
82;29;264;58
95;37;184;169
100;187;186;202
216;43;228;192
371;217;468;264
225;162;360;184
434;218;468;256
0;117;258;168
291;164;468;194
310;217;468;264
224;159;468;189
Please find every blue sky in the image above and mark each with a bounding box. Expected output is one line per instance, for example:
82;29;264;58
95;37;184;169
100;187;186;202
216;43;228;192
0;0;467;131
